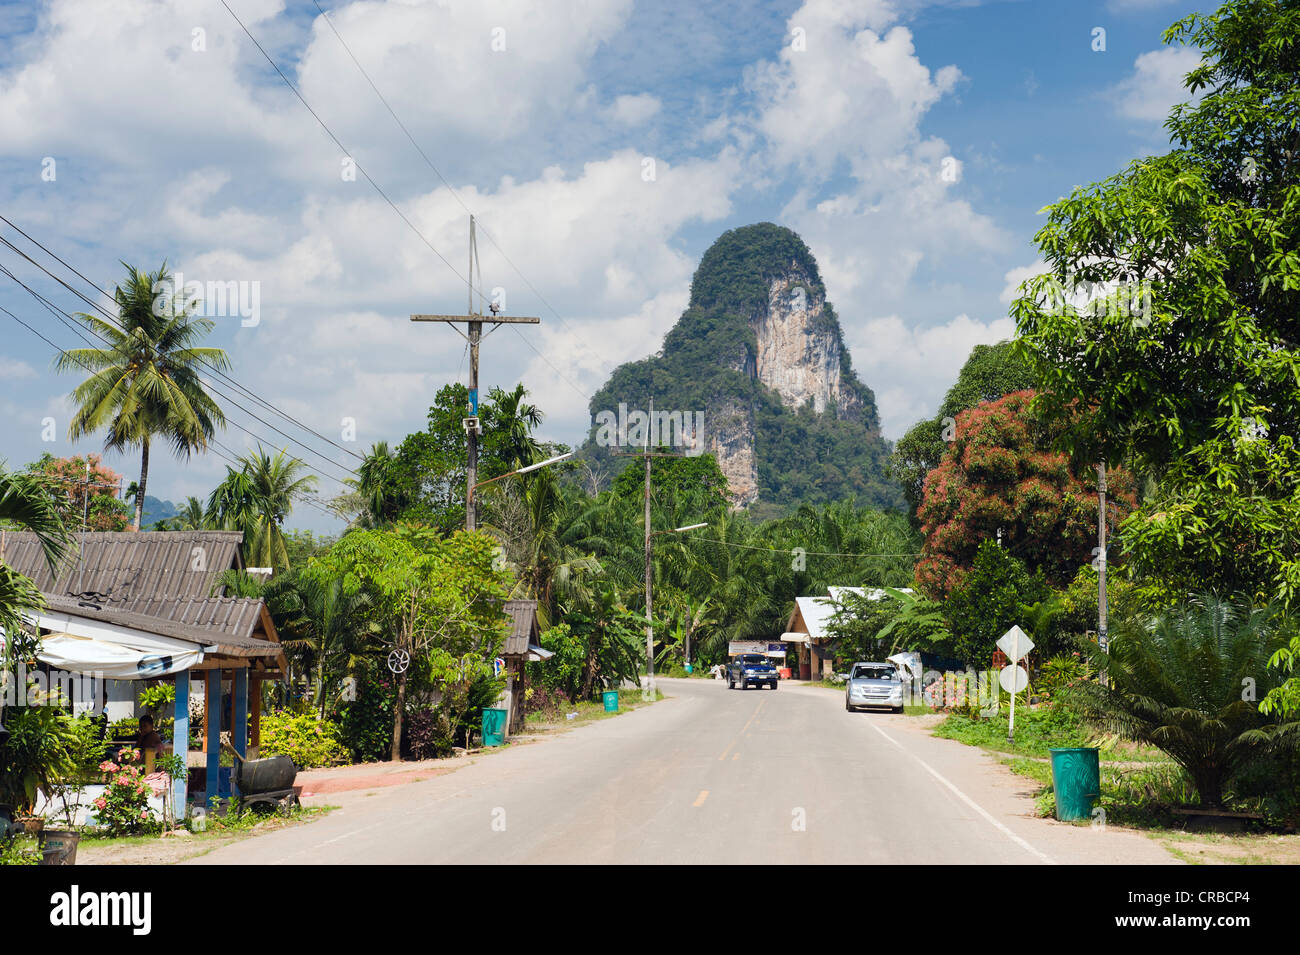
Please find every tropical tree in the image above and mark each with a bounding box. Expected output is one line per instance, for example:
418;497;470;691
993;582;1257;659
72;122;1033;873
485;467;600;630
1069;595;1300;807
890;341;1037;519
279;575;376;720
538;585;647;702
345;441;406;528
311;528;510;760
915;391;1135;597
388;383;555;531
168;496;209;531
207;446;316;570
1012;0;1300;605
57;262;229;530
0;467;72;660
23;453;130;531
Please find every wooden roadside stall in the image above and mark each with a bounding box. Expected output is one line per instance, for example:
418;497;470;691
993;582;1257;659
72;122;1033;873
5;531;286;811
500;599;552;734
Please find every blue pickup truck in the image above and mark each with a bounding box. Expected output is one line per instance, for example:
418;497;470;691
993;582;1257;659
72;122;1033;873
728;653;779;690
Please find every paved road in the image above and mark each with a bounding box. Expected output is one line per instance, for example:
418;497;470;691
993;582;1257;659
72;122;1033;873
194;678;1176;865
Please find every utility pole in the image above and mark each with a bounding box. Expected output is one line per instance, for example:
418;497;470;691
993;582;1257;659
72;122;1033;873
410;216;539;531
1097;461;1109;686
644;398;654;698
615;403;700;700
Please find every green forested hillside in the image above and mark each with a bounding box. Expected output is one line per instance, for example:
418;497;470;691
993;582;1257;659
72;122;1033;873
584;223;901;512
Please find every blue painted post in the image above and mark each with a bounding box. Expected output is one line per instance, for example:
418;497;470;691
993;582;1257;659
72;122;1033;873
205;670;221;805
232;669;248;799
172;673;189;820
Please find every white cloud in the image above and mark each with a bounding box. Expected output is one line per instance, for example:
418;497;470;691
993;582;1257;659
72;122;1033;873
744;0;1005;319
0;0;1033;524
1000;260;1048;304
847;312;1016;438
607;93;662;125
1113;46;1202;123
0;356;36;380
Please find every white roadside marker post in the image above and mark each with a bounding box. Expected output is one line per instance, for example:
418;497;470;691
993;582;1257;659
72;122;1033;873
997;625;1034;744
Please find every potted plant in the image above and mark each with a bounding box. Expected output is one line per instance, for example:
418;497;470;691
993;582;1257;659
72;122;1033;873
138;683;175;719
0;706;77;832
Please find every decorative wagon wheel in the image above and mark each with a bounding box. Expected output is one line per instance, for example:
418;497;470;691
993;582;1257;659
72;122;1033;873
387;649;411;674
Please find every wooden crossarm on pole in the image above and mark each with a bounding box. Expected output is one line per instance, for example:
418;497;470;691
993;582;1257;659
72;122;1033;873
410;314;539;323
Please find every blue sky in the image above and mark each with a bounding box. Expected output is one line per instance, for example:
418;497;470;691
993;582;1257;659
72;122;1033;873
0;0;1211;531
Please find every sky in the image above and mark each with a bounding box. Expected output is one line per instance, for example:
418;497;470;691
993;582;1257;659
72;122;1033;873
0;0;1213;531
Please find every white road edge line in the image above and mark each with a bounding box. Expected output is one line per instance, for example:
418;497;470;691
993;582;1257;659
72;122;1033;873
867;721;1056;865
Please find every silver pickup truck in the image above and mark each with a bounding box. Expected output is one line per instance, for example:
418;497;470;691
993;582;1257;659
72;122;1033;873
728;652;779;690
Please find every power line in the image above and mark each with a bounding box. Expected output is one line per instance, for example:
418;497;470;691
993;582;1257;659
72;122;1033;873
682;534;921;560
258;1;597;405
0;245;361;485
0;216;367;466
218;0;473;298
1;306;339;523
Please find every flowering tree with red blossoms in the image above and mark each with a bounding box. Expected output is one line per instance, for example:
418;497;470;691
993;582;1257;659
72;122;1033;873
914;391;1135;598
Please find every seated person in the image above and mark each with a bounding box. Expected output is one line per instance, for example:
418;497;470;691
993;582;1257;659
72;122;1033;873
136;715;164;774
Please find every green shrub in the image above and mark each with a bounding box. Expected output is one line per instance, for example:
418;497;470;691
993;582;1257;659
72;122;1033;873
259;711;349;768
333;669;395;762
0;836;41;866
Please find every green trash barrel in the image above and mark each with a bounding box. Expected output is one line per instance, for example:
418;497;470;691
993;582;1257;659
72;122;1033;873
1049;747;1101;821
481;707;508;747
602;690;620;712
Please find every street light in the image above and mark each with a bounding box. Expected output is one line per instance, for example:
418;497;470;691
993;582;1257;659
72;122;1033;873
645;521;707;690
650;522;707;537
467;451;574;504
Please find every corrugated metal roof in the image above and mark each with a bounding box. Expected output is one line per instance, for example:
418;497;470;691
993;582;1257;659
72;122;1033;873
502;599;539;656
39;594;278;658
0;529;243;611
4;530;283;667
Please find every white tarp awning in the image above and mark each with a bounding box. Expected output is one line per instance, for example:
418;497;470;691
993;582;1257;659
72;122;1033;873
37;632;203;679
24;606;209;680
779;631;811;645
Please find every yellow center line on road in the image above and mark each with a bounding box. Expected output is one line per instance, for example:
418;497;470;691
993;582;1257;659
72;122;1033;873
740;698;766;733
718;740;735;761
693;790;709;807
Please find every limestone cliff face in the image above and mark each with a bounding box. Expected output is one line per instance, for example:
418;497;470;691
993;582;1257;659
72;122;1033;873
753;269;864;420
706;398;759;506
585;223;897;512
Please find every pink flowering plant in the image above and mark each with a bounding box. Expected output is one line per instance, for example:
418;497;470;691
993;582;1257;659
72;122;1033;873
95;748;157;836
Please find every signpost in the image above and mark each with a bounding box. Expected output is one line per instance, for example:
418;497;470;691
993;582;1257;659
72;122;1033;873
996;625;1034;742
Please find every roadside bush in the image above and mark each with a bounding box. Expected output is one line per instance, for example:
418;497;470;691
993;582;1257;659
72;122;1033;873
403;707;454;760
1069;594;1300;807
259;711;349;769
333;668;396;763
943;541;1050;666
1037;653;1092;699
0;836;41;865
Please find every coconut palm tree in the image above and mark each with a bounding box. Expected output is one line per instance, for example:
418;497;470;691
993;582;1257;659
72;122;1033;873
0;466;72;649
172;496;209;530
207;447;316;570
486;469;599;630
487;384;543;470
1070;594;1300;807
57;263;229;530
347;441;407;528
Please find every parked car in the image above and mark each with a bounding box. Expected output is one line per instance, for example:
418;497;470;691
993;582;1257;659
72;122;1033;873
728;653;779;690
844;662;903;712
